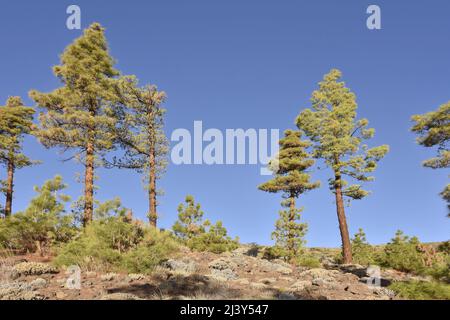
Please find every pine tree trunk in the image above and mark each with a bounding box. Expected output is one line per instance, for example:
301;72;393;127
4;158;15;217
334;171;353;264
83;141;95;226
288;194;296;259
148;140;157;227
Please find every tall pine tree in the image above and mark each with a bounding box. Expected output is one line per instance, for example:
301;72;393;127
259;130;320;261
0;97;36;217
108;78;168;227
411;101;449;215
296;69;389;263
29;23;124;226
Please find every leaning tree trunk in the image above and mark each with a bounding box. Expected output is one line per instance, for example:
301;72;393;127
334;170;353;264
4;158;15;217
83;140;95;227
148;138;157;227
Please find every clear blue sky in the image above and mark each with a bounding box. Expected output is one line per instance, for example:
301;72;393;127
0;0;449;247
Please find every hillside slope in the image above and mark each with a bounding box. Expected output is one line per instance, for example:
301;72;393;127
0;245;436;300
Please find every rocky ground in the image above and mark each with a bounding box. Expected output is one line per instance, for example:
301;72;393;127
0;246;431;300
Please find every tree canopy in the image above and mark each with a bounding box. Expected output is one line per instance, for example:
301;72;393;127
296;69;389;263
0;96;36;216
29;23;126;225
411;101;450;215
259;130;319;260
108;77;168;226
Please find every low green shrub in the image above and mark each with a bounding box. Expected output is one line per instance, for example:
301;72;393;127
334;229;383;265
122;227;180;273
261;246;285;261
0;176;77;254
381;230;426;274
426;254;450;283
53;233;122;271
187;221;239;254
54;216;179;273
438;241;450;255
389;281;450;300
379;231;450;280
261;246;321;267
350;229;380;266
172;195;239;253
334;230;449;280
295;254;321;268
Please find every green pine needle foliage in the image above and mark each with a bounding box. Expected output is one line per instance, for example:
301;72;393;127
54;216;179;273
270;202;308;262
172;195;238;253
29;23;124;157
297;69;389;201
294;254;322;268
29;23;129;223
381;230;426;273
379;231;449;280
188;221;239;254
0;176;76;253
411;101;450;215
0;96;36;169
172;195;206;240
350;228;380;266
110;78;168;176
259;130;319;261
389;281;450;300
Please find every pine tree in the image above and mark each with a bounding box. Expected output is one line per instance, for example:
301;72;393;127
350;228;376;265
0;175;75;254
270;200;308;261
0;96;36;217
411;101;449;215
172;195;206;240
108;78;168;227
352;228;370;248
296;69;389;263
259;130;320;261
29;23;125;226
172;195;238;253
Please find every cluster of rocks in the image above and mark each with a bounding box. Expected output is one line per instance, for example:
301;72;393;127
208;258;239;281
258;259;293;275
202;250;296;283
333;264;431;288
0;282;46;300
286;268;396;300
11;262;58;278
162;259;197;274
2;248;429;300
155;247;402;300
0;262;58;300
